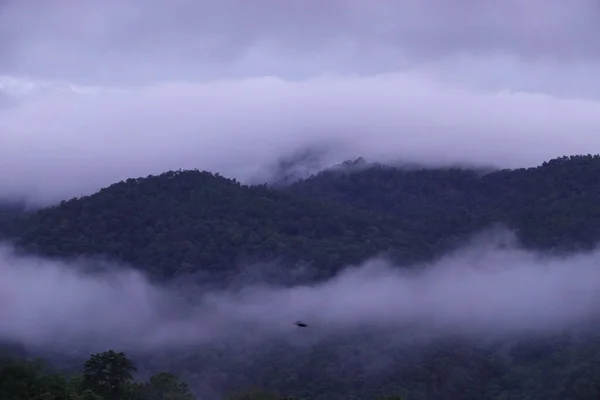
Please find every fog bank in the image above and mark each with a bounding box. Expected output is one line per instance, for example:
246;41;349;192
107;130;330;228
2;232;600;354
4;71;600;207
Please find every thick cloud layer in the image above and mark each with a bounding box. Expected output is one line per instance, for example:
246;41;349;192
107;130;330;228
2;232;600;354
4;72;600;206
3;0;600;206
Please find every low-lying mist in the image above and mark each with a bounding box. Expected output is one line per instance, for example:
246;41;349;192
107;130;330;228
2;230;600;356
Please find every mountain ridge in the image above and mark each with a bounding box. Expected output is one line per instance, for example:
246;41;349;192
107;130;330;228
2;154;600;281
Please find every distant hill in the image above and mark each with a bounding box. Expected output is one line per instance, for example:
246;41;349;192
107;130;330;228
3;155;600;281
288;154;600;251
4;170;419;280
0;200;27;239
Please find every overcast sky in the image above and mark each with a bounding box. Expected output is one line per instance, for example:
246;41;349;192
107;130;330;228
3;0;600;205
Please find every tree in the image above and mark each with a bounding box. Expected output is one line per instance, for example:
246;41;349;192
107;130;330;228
0;359;68;400
141;372;195;400
82;350;136;400
224;387;282;400
77;389;105;400
0;352;199;400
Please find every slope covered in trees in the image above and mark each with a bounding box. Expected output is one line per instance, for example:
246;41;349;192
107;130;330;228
288;154;600;252
5;336;600;399
3;170;422;280
3;155;600;281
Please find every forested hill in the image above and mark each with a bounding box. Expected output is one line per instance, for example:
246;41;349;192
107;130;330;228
288;154;600;250
2;154;600;280
4;170;416;280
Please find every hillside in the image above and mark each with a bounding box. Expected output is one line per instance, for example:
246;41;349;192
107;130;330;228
4;170;421;280
4;155;600;282
288;154;600;251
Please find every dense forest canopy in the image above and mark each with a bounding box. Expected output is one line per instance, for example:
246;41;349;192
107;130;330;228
3;154;600;399
0;349;205;400
2;154;600;280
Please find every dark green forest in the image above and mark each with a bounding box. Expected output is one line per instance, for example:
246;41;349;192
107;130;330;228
0;349;290;400
0;349;197;400
6;154;600;280
3;154;600;399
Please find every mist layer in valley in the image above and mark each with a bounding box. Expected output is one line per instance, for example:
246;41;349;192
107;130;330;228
2;229;600;355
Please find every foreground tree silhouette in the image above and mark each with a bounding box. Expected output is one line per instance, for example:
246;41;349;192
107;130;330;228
0;359;68;400
142;372;195;400
82;350;137;400
77;389;105;400
224;387;283;400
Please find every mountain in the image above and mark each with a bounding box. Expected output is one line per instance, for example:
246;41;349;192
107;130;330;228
4;170;419;281
288;154;600;251
5;154;600;281
4;154;600;399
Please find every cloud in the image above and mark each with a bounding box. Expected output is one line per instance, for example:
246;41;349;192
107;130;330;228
2;0;600;83
2;231;600;355
3;69;600;206
3;0;600;206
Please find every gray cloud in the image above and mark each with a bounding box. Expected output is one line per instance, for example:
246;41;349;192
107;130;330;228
2;231;600;354
3;0;600;206
2;0;600;83
3;71;600;206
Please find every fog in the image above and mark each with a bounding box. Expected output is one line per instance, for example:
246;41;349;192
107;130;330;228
3;1;600;206
2;231;600;355
4;72;600;207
